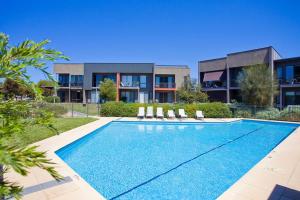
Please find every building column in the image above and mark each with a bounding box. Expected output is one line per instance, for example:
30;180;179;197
68;74;71;102
269;47;275;106
280;86;283;109
226;64;230;103
152;71;156;103
116;73;120;102
68;88;71;102
174;90;176;103
83;89;86;104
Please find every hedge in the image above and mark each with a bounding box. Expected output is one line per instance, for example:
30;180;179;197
100;102;232;118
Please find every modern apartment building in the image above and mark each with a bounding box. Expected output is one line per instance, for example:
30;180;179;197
274;57;300;108
53;63;190;104
198;46;300;108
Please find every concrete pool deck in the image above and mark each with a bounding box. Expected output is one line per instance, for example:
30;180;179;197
6;117;300;200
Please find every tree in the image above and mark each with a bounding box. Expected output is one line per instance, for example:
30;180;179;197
238;64;278;107
1;78;35;100
176;76;208;103
0;32;68;199
99;79;117;102
37;80;56;97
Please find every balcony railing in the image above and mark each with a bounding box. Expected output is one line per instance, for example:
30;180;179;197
155;82;176;88
202;81;227;89
279;78;300;85
70;82;83;87
58;82;69;87
120;81;140;88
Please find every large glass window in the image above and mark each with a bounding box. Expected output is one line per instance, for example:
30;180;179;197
120;91;138;102
285;91;300;105
277;66;283;84
140;75;147;88
121;75;133;87
92;74;116;87
294;66;300;83
70;75;83;87
229;67;243;87
155;91;174;103
155;75;175;88
58;74;69;87
132;76;139;87
139;91;149;103
121;75;141;87
286;65;294;84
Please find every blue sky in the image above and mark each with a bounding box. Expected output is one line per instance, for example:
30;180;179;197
1;0;300;82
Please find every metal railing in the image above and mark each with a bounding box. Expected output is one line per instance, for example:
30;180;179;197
155;82;176;88
50;102;101;117
58;82;69;87
230;104;300;122
70;82;83;87
120;81;140;88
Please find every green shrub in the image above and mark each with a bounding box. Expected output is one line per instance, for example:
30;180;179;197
100;102;140;117
44;96;61;103
198;102;232;118
234;110;252;118
255;108;280;120
279;108;300;122
100;102;232;118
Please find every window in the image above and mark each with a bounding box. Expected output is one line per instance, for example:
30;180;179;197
229;67;243;87
286;65;294;83
155;75;175;88
167;76;174;88
140;75;147;88
285;91;300;105
121;75;133;87
92;74;116;87
70;75;83;87
139;92;149;103
58;74;69;87
277;66;283;83
132;76;139;87
294;66;300;83
120;91;138;102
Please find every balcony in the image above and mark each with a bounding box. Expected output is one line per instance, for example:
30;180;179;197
155;82;176;88
202;81;227;91
58;82;69;87
279;78;300;87
70;82;83;87
120;81;140;89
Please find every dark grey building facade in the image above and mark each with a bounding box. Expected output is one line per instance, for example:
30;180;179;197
274;57;300;108
198;47;300;108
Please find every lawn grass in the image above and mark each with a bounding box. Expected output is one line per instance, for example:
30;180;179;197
7;117;97;147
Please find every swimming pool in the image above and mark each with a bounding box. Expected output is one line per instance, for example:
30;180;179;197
56;120;299;200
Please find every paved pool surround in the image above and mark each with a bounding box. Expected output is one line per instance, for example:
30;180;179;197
6;117;300;200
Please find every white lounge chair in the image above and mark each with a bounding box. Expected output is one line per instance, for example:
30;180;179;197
167;110;175;119
196;110;204;120
137;107;145;118
156;107;164;119
178;109;187;118
146;106;153;118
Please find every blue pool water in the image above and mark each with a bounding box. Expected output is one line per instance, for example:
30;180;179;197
56;120;298;200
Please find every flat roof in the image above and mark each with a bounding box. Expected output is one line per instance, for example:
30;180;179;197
227;46;274;56
274;56;300;63
199;57;227;63
198;46;282;63
54;62;155;65
155;65;189;69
